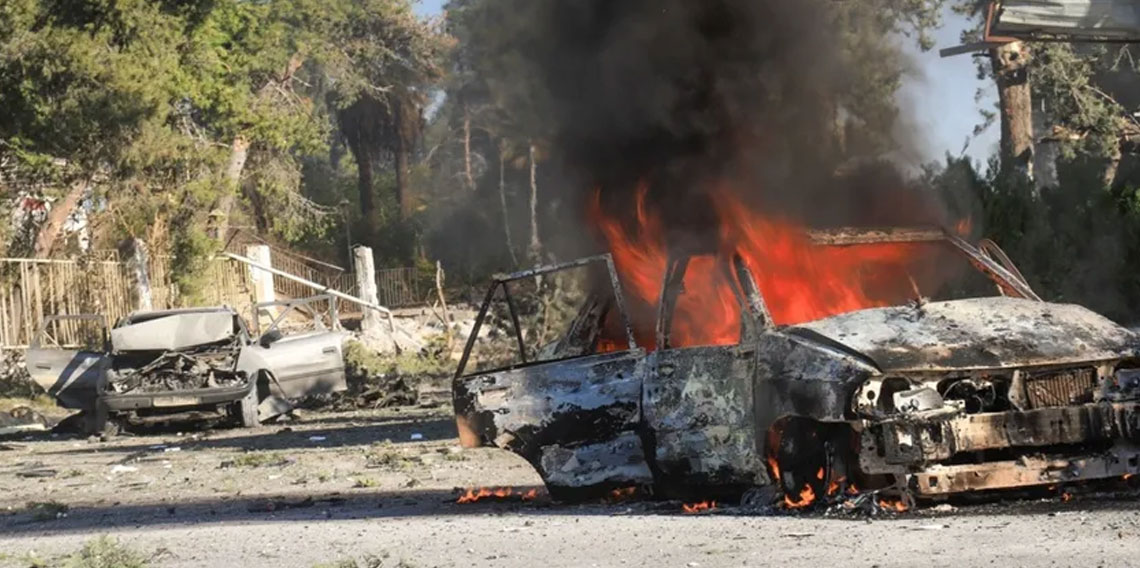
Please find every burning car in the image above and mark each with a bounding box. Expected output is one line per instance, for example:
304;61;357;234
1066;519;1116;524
26;296;348;435
453;228;1140;505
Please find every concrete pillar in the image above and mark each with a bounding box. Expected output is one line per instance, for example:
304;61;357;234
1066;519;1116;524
121;238;153;311
247;245;275;305
354;246;381;333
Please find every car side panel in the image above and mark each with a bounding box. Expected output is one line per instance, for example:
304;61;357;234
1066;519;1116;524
645;344;762;494
455;350;654;499
238;331;348;399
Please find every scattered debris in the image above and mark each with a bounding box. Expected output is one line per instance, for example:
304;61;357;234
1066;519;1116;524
25;500;69;522
16;468;57;478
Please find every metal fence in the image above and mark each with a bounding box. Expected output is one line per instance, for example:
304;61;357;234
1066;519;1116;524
324;267;428;312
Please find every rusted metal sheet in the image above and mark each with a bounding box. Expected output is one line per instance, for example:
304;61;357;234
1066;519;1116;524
807;228;945;246
863;402;1140;472
793;297;1138;372
994;0;1140;41
910;448;1140;496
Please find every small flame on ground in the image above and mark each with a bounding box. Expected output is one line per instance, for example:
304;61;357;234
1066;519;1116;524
1061;492;1072;503
784;485;817;509
682;501;717;514
456;487;538;504
1124;474;1134;481
606;487;639;503
815;468;825;481
877;498;909;513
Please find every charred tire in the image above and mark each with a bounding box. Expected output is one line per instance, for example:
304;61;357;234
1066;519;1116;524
238;389;260;428
772;417;830;499
82;401;112;437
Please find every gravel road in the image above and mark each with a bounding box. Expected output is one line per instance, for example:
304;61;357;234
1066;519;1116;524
2;407;1139;567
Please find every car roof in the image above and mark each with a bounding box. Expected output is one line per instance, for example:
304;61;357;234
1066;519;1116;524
120;306;237;326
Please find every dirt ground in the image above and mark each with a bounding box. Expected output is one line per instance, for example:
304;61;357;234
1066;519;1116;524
2;407;1140;567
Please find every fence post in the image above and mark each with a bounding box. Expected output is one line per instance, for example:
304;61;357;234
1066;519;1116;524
122;238;153;312
354;246;382;333
247;245;275;305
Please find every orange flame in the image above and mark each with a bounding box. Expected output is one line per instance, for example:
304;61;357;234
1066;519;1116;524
590;187;955;350
956;217;973;237
1124;474;1134;481
682;501;717;514
606;487;639;503
784;484;817;509
1061;492;1072;503
877;498;909;513
828;476;845;497
456;487;538;504
767;454;782;483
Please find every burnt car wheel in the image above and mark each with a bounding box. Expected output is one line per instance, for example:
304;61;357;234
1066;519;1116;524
82;401;119;437
238;390;260;428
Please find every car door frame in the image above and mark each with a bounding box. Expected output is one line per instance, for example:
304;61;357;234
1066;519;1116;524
25;314;110;410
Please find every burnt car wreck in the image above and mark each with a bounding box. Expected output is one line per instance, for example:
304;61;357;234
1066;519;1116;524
26;296;348;435
453;229;1140;506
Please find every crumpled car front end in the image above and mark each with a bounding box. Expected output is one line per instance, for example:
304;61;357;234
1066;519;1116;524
796;297;1140;499
100;309;253;423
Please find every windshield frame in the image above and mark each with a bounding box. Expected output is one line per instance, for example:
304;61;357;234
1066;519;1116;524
798;227;1041;304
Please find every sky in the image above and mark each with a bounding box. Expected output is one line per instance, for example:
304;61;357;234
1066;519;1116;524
899;7;1000;168
412;1;999;168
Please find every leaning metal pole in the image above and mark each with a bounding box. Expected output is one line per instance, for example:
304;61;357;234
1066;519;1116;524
222;252;398;334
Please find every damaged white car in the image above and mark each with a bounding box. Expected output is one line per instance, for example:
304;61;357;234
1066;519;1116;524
26;296;348;435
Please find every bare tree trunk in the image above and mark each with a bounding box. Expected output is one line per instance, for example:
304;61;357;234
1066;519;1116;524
211;135;251;242
463;107;475;191
1105;145;1123;188
527;142;542;263
395;134;412;218
991;42;1034;183
357;152;376;228
499;148;519;267
33;178;89;258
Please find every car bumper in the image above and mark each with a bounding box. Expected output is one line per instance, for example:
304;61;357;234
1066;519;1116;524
101;383;253;412
862;402;1140;496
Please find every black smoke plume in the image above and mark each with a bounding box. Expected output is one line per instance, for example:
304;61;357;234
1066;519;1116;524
474;0;943;251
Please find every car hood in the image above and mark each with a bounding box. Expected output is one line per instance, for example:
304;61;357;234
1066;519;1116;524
789;297;1139;372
